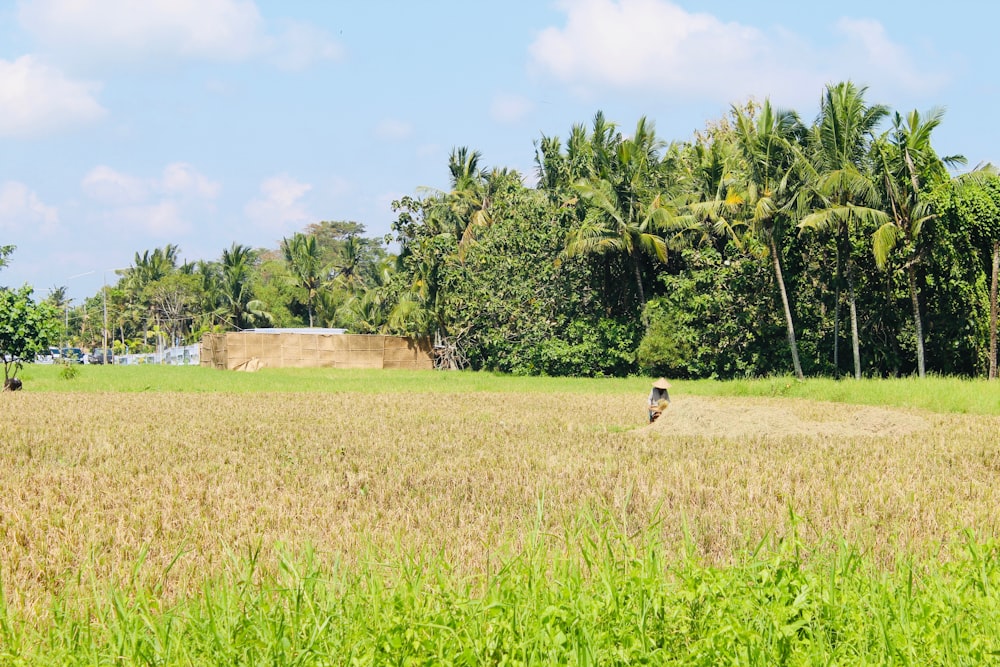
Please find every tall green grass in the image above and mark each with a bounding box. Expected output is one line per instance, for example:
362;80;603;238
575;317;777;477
3;513;1000;665
684;375;1000;416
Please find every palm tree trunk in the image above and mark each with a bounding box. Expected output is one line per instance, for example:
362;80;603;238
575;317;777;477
770;236;803;379
833;245;841;377
633;258;647;324
845;257;862;380
907;263;926;378
990;240;999;380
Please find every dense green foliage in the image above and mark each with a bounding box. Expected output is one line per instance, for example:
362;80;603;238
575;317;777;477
39;82;1000;378
3;518;1000;665
0;285;58;380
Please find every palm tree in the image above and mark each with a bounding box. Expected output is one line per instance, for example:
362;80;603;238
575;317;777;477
871;108;963;377
332;234;366;290
219;243;270;330
534;111;622;198
730;100;807;379
799;81;890;379
130;245;180;287
566;117;673;315
281;233;327;327
567;181;669;311
674;120;751;251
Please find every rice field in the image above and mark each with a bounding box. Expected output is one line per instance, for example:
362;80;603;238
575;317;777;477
2;367;1000;663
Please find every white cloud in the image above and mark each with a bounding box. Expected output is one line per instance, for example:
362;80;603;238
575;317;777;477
0;181;59;234
375;119;413;141
529;0;944;106
81;166;148;205
19;0;265;64
244;175;313;233
832;18;946;94
491;93;534;123
0;56;105;137
161;163;222;199
80;163;218;235
82;163;219;204
18;0;344;71
101;201;190;236
269;20;344;70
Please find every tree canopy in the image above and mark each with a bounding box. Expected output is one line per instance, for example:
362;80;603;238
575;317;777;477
40;82;1000;379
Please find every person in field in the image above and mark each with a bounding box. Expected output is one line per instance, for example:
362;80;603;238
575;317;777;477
648;378;671;422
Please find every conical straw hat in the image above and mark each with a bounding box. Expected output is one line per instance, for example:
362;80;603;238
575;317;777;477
652;378;672;389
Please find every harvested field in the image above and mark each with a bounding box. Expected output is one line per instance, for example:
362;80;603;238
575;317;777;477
1;389;998;620
646;395;930;438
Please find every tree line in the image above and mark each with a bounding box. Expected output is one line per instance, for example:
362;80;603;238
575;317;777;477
25;81;1000;378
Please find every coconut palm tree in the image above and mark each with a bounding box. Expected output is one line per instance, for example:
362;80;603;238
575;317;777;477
219;243;272;330
281;233;327;327
567;179;670;311
799;81;890;379
871;108;964;377
730;99;807;379
566;117;674;315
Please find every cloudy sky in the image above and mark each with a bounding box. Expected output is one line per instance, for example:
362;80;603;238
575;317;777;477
0;0;993;301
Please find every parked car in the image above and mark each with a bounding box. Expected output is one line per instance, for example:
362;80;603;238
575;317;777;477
59;347;84;363
89;348;113;365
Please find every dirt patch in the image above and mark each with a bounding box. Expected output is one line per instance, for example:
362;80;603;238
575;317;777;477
645;395;930;439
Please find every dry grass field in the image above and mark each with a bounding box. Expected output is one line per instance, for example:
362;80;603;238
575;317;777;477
3;384;999;627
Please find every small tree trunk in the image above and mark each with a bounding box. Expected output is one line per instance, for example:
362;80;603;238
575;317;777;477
846;257;862;380
990;240;999;380
770;236;803;380
907;263;926;378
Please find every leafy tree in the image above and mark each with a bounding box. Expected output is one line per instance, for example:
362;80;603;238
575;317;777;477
253;253;301;328
0;286;59;383
638;247;785;378
934;174;1000;377
0;245;14;270
144;272;201;345
973;176;1000;379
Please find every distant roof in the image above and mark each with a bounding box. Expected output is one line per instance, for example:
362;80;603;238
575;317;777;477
242;328;347;335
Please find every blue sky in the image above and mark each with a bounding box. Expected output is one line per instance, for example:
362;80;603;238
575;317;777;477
0;0;994;302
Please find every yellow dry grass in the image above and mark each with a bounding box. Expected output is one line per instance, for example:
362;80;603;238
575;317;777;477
1;390;998;618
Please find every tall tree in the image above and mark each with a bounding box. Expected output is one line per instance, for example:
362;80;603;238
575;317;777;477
939;172;1000;378
871;108;962;377
281;233;327;327
799;81;890;379
566;117;672;314
731;100;807;379
219;243;271;330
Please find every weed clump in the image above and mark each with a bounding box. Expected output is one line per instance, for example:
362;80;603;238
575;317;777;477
58;361;79;380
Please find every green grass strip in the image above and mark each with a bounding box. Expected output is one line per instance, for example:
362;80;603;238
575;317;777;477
3;519;1000;665
18;365;1000;415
